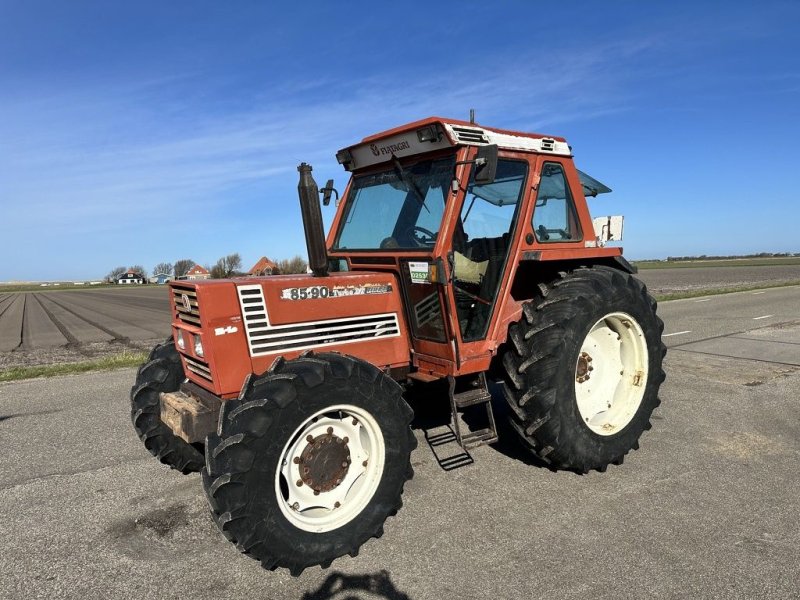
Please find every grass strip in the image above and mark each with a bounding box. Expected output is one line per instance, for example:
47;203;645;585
653;280;800;301
0;350;148;383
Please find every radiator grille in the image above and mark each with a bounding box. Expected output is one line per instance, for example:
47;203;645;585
237;284;400;356
184;355;212;382
173;284;200;326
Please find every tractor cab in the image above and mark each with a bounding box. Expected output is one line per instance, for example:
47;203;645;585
325;117;621;379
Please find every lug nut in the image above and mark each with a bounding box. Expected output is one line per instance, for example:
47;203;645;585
343;437;349;444
327;427;333;434
352;418;358;425
334;502;341;508
362;460;368;467
292;502;299;511
306;435;314;443
296;480;303;487
313;490;320;496
293;456;301;464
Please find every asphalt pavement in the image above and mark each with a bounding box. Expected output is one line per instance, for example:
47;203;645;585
1;287;799;599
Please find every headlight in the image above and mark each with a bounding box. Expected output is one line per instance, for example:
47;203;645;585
176;330;185;350
194;335;203;357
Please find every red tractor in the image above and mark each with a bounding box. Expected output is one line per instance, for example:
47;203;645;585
131;117;665;575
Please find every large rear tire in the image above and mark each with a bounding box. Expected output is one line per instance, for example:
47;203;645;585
501;266;666;472
130;339;204;474
203;352;416;576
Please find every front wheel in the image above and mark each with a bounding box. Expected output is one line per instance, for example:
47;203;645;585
202;352;416;575
130;338;204;474
501;266;666;472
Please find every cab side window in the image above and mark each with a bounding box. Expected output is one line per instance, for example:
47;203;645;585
532;163;581;242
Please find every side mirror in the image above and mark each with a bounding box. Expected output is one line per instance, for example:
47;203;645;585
320;179;339;206
473;144;498;184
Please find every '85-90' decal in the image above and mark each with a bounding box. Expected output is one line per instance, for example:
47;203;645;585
280;283;393;301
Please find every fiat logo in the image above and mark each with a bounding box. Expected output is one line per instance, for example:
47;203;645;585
181;293;192;312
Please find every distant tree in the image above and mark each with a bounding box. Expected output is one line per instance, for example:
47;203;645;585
130;265;147;278
211;253;242;278
277;256;308;274
106;266;127;283
174;259;195;278
153;262;173;276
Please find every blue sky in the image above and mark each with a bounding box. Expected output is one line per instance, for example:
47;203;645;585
1;1;798;280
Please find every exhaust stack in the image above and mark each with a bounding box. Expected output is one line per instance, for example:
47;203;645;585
297;163;329;277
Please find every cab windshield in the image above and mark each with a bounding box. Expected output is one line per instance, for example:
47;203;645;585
333;156;454;250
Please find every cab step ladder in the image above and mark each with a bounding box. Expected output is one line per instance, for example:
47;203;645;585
448;373;498;450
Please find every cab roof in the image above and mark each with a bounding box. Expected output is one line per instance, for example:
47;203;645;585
336;117;571;172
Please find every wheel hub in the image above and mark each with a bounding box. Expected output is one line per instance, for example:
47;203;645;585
297;428;351;493
576;351;594;383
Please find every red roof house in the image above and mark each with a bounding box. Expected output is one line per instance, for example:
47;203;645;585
249;256;279;276
186;264;210;280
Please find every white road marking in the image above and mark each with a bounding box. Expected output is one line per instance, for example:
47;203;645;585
752;291;766;295
694;298;711;303
753;314;773;320
663;330;691;337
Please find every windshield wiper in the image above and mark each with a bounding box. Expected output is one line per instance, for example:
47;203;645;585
391;155;430;213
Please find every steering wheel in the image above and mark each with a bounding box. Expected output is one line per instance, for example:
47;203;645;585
537;225;570;241
408;225;437;247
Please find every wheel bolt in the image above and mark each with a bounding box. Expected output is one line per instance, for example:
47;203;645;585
296;480;303;487
293;457;301;464
352;418;358;425
313;490;320;496
334;502;341;508
588;366;594;371
306;435;314;442
343;437;349;444
327;427;333;434
362;460;368;467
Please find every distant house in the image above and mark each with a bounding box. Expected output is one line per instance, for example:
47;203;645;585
150;273;173;285
249;256;279;276
185;265;210;280
118;270;145;285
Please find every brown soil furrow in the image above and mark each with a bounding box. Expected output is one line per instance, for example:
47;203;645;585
32;293;82;348
43;294;131;343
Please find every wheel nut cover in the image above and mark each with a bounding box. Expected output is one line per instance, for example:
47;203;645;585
298;432;351;493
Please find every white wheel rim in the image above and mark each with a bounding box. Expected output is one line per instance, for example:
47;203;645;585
274;404;385;533
574;312;649;436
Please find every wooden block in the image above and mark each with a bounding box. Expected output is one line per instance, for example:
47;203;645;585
160;389;220;443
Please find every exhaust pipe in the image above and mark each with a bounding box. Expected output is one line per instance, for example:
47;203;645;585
297;163;329;277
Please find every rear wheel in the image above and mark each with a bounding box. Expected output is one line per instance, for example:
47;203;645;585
203;352;416;575
130;339;204;474
501;266;666;472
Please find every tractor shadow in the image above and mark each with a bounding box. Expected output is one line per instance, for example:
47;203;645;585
301;569;411;600
405;379;551;472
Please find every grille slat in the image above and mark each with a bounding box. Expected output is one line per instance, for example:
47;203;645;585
450;125;489;144
184;356;212;381
172;284;201;326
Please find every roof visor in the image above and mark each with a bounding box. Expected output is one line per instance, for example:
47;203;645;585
337;125;453;171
